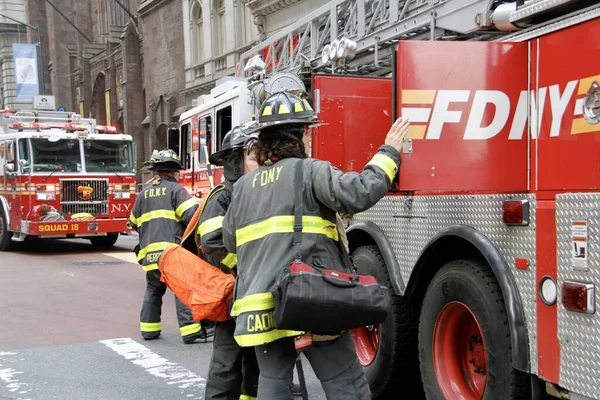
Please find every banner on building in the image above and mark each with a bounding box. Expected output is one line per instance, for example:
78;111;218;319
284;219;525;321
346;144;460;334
12;43;39;102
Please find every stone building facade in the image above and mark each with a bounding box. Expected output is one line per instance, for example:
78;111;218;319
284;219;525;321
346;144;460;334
181;0;326;105
22;0;147;175
138;0;188;174
0;0;49;109
181;0;257;102
22;0;190;181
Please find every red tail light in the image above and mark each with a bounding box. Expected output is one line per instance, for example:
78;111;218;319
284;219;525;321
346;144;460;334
502;200;529;226
561;281;595;314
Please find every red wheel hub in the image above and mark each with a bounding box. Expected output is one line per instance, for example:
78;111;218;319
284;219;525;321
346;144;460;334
433;301;487;399
351;325;381;366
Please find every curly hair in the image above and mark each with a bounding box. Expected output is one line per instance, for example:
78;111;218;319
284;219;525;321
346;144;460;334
253;125;307;166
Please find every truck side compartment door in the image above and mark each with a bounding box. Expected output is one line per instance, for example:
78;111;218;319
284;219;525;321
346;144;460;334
396;41;530;192
312;75;392;173
536;18;600;191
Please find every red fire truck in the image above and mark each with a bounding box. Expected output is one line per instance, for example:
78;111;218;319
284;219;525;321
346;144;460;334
172;1;600;398
0;110;136;251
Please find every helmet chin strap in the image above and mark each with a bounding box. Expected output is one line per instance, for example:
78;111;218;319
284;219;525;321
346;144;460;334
223;150;244;182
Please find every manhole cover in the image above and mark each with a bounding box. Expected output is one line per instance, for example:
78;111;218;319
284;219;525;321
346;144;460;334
72;261;125;266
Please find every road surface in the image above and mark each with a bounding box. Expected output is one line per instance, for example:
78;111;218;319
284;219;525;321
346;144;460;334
0;235;325;400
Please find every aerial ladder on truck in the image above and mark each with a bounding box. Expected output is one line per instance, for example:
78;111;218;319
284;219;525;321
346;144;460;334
236;0;599;79
225;1;600;400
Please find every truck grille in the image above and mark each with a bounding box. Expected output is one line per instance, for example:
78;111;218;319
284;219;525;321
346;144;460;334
60;179;109;215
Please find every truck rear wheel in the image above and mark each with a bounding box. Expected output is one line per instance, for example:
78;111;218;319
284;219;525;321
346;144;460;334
0;206;12;251
350;245;422;398
89;233;119;248
418;259;530;399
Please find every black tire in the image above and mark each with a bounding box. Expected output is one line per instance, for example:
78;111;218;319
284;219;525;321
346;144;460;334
89;233;119;248
0;206;12;251
418;259;530;399
351;245;423;399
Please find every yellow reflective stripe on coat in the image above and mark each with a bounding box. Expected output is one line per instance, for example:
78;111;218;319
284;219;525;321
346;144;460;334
236;216;338;247
239;395;257;400
137;241;178;262
176;198;197;217
197;216;224;237
235;329;304;347
140;322;161;332
231;293;275;317
180;323;201;336
129;213;138;225
221;253;237;269
135;209;180;227
142;263;158;271
367;153;397;182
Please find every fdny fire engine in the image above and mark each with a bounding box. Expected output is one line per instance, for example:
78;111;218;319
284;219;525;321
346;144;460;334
0;110;136;251
172;0;600;398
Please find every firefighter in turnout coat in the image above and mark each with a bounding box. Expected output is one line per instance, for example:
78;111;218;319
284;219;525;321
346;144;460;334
221;91;410;399
129;149;212;344
196;125;261;400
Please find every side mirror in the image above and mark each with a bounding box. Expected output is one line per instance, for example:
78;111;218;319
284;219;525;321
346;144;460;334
5;142;15;162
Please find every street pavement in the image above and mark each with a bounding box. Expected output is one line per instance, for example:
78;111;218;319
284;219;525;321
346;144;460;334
0;235;325;400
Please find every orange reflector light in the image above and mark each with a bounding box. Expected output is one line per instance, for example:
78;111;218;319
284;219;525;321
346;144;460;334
561;281;595;314
11;122;48;130
96;125;118;133
65;122;88;131
502;200;529;226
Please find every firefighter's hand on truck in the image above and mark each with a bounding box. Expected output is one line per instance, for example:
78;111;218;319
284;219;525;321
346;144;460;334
384;118;410;153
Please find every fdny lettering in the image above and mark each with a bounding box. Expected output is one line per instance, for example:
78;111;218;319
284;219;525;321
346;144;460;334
247;312;275;332
252;166;283;188
39;224;79;232
402;78;590;140
144;187;167;199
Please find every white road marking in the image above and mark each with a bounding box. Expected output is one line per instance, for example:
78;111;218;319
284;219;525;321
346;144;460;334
100;338;205;399
0;351;31;399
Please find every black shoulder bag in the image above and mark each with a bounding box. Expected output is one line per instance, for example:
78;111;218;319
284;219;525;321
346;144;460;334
272;159;391;334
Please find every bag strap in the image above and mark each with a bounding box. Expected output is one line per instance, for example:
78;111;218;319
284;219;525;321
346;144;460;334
181;184;225;245
292;159;354;271
293;159;304;248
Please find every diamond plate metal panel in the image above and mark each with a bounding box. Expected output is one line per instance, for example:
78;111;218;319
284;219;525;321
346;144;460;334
556;193;600;398
349;194;538;374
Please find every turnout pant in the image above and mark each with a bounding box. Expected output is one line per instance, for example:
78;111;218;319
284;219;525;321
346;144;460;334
254;331;371;400
140;270;201;341
205;319;259;400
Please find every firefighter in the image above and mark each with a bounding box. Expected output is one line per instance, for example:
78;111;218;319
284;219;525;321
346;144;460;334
195;124;261;400
221;91;410;399
129;149;213;344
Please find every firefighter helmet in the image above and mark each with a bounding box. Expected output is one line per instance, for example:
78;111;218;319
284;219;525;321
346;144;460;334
256;91;322;130
143;149;183;171
209;125;259;166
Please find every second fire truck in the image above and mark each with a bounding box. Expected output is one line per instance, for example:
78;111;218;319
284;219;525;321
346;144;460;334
170;1;600;399
0;110;136;251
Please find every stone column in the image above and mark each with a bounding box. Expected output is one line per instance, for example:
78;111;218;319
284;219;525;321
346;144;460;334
121;24;145;182
45;0;76;111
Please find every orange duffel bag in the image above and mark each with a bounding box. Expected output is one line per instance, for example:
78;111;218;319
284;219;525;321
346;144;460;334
158;186;235;322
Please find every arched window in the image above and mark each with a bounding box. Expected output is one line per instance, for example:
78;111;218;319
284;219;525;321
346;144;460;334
214;0;226;55
190;0;204;64
239;0;252;45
